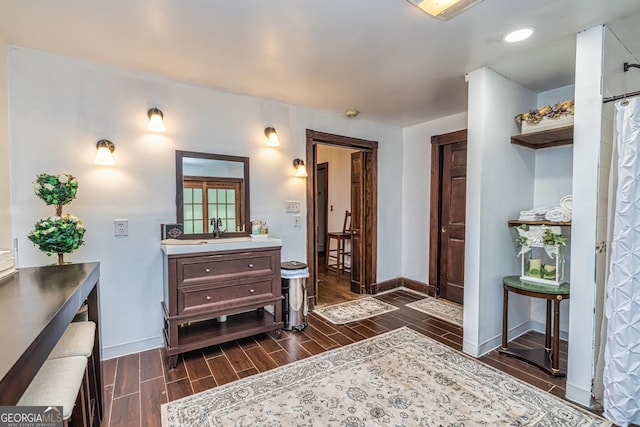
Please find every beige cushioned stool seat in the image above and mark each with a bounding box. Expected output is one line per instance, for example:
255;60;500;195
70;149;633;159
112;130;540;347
48;321;95;359
17;356;87;420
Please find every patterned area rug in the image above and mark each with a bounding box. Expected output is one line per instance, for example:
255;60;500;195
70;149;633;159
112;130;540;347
405;297;463;327
162;327;610;426
313;297;398;324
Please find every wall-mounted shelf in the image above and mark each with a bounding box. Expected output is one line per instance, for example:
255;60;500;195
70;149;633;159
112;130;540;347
509;220;571;227
511;125;573;149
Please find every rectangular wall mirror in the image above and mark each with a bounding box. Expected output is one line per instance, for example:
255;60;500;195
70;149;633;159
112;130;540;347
176;150;250;238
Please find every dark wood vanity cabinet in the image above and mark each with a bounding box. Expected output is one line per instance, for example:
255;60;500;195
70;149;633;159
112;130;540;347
162;246;283;368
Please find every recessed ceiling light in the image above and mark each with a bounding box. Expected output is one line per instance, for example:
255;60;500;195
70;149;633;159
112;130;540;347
504;27;534;43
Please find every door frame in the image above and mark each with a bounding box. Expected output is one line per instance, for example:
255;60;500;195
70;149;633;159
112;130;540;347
429;129;467;298
306;129;378;310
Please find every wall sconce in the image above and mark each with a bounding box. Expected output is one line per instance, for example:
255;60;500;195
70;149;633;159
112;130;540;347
264;127;280;146
95;139;115;165
147;107;165;132
293;158;308;177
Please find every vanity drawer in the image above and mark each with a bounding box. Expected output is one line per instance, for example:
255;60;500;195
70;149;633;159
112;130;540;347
178;279;274;315
177;251;277;286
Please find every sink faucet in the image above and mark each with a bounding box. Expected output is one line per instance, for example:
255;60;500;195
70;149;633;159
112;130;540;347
210;218;225;238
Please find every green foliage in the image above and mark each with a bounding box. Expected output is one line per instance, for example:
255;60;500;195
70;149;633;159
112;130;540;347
28;214;85;256
32;173;78;206
515;100;574;125
542;228;566;247
541;266;557;280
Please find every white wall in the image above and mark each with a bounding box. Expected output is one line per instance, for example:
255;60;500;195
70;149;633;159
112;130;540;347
316;145;356;234
464;67;537;356
8;46;403;358
0;39;10;246
537;85;575;109
530;85;575;338
401;112;467;283
566;25;605;406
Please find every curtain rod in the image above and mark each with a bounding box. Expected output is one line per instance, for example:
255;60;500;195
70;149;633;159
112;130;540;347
603;90;640;104
602;62;640;103
624;62;640;72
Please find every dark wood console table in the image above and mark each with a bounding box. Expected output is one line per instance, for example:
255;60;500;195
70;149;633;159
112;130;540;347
499;275;569;377
0;262;102;416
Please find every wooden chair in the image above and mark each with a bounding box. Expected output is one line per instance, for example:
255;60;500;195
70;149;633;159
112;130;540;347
326;211;352;278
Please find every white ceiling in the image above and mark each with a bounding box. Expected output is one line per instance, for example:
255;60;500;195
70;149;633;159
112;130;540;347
1;0;639;127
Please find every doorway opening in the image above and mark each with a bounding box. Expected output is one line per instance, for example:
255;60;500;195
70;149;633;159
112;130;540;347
305;130;378;310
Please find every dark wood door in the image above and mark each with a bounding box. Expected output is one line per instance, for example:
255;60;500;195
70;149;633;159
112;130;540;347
316;163;328;253
350;151;365;293
438;141;467;303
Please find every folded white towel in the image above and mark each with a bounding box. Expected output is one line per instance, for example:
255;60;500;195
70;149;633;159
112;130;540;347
560;195;572;212
519;207;550;221
545;207;571;222
518;216;537;222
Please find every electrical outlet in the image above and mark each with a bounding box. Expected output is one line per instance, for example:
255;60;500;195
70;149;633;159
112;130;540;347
285;200;301;213
114;219;128;237
293;215;301;227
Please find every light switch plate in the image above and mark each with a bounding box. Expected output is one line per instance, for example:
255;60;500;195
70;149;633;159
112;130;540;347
285;200;300;213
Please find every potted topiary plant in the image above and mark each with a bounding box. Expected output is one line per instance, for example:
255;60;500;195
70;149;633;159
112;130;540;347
28;173;85;265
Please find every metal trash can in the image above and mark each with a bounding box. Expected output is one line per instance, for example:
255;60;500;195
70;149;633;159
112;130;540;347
281;261;309;331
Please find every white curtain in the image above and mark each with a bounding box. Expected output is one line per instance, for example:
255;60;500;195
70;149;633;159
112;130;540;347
603;97;640;426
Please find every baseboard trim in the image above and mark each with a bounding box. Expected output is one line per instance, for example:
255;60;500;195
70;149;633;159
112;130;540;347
565;382;593;407
463;320;532;357
371;277;432;295
102;335;163;360
401;278;433;296
370;277;402;294
529;320;569;341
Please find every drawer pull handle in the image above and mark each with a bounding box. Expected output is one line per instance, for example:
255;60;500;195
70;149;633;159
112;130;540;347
249;289;255;293
204;268;211;273
205;295;211;300
248;263;254;268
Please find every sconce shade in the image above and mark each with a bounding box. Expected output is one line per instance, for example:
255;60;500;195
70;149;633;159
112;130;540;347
293;158;308;177
264;127;280;146
147;107;165;132
95;139;115;165
406;0;483;20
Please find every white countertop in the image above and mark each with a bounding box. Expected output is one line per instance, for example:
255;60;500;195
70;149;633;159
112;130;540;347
161;236;282;255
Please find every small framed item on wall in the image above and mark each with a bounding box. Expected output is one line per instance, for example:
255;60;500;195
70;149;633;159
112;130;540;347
161;224;184;240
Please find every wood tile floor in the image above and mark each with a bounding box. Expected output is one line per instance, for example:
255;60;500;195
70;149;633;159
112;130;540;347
101;288;580;427
316;252;364;307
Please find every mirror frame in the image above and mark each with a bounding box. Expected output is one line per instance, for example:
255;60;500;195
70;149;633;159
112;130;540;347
175;150;251;239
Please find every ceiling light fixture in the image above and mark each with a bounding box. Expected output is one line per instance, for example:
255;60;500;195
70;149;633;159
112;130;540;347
504;27;534;43
292;159;308;178
345;109;360;118
406;0;484;21
264;127;280;146
147;107;165;132
95;139;115;165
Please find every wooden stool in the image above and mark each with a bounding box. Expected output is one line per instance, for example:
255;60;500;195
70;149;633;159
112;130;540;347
47;321;99;422
327;211;352;278
18;356;90;426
